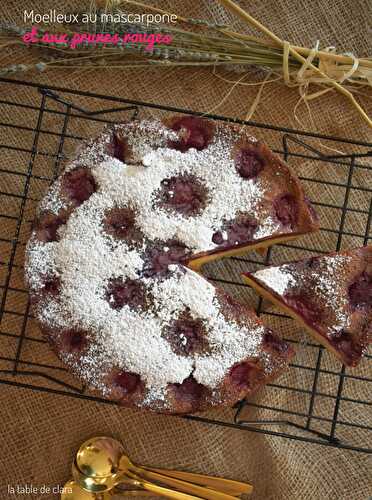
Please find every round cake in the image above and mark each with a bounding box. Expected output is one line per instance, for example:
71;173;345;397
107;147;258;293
25;115;318;413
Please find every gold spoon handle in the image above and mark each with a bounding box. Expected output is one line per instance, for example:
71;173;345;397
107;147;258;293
129;478;203;500
113;487;153;497
132;467;238;500
144;467;253;496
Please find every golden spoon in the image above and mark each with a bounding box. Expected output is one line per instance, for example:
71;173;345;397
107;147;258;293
72;460;119;493
76;437;239;500
75;435;247;495
73;459;203;500
120;453;239;500
144;467;253;497
72;460;151;494
61;479;152;499
61;479;110;500
76;437;122;478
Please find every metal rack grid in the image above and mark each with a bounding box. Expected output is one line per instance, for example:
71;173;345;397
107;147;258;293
0;78;371;454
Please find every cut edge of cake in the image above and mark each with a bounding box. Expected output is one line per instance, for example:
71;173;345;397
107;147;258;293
242;247;371;367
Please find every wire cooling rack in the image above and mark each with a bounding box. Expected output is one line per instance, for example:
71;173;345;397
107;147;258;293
0;78;371;454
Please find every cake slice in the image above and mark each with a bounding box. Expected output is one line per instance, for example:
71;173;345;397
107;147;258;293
243;246;371;366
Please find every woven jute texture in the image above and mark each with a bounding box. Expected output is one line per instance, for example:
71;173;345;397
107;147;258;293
0;1;371;499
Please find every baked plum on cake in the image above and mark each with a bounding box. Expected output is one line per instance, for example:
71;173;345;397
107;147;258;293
24;115;318;413
243;246;372;367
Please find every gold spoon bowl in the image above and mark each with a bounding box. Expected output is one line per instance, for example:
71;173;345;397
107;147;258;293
61;480;111;500
61;479;153;499
76;437;124;478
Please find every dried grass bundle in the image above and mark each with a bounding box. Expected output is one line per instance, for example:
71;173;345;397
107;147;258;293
0;0;371;127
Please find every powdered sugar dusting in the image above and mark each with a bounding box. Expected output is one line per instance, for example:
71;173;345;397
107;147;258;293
253;265;295;295
25;241;59;289
312;255;351;332
252;254;353;335
150;268;218;322
92;125;275;254
25;117;294;410
194;316;265;387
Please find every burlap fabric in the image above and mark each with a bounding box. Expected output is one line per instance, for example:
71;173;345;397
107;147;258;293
0;1;371;499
